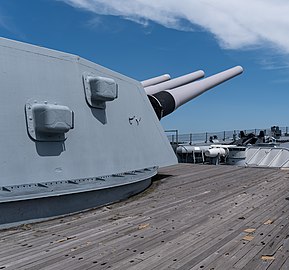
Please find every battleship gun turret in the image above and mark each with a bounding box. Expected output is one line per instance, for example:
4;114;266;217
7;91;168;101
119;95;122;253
148;66;243;119
0;38;243;228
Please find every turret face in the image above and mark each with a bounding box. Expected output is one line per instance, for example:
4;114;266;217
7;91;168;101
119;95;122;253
148;66;243;119
0;38;177;187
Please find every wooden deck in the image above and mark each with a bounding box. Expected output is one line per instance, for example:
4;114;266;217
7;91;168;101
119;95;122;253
1;164;289;269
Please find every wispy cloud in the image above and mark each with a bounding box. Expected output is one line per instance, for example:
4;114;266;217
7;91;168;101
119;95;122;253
0;9;26;39
60;0;289;55
259;58;289;71
0;15;11;32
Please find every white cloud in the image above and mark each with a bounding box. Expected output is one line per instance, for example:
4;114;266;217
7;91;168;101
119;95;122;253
60;0;289;54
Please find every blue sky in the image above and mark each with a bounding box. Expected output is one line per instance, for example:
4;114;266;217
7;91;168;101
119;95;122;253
0;0;289;133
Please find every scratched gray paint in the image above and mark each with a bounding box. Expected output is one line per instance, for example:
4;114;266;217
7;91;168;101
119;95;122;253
0;38;177;186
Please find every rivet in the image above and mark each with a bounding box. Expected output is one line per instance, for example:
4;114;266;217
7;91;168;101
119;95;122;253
44;101;48;104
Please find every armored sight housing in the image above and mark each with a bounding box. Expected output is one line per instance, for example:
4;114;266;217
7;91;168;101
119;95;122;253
0;38;243;227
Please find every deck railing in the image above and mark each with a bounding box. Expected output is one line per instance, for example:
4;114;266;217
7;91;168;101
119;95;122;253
166;126;289;145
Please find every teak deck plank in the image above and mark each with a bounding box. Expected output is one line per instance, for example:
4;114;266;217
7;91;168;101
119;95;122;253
0;164;289;270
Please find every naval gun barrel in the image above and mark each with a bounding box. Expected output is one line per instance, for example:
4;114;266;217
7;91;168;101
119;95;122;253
148;66;243;119
141;74;171;87
144;70;205;95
